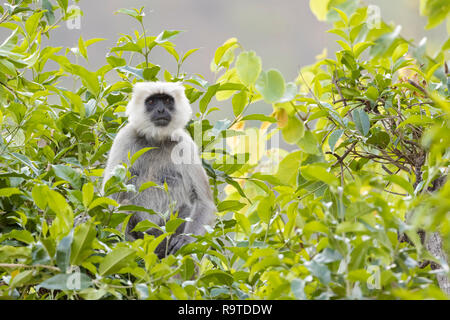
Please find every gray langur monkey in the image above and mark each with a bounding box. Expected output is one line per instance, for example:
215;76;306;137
102;81;216;258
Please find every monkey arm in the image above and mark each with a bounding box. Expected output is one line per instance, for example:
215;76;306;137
178;164;216;231
167;162;216;255
183;188;216;235
102;125;136;194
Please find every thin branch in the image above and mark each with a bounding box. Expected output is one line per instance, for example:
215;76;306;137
331;141;357;168
383;189;407;196
332;72;347;107
0;263;61;272
381;165;394;175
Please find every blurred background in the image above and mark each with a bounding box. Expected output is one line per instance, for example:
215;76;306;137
0;0;443;122
45;0;447;83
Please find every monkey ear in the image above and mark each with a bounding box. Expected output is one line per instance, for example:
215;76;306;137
172;82;186;93
126;83;146;118
171;82;189;103
131;82;151;101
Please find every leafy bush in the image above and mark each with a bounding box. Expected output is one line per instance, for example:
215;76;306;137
0;0;448;299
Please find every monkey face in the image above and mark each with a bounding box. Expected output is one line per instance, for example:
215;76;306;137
145;93;175;127
126;82;193;141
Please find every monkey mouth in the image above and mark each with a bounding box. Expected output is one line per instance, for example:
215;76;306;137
153;117;171;126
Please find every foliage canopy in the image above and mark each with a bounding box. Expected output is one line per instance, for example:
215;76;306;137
0;0;449;299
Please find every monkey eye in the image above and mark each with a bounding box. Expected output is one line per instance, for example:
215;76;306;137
147;99;154;105
165;97;172;104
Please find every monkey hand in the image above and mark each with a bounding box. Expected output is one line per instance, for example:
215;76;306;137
170;128;189;143
168;234;194;255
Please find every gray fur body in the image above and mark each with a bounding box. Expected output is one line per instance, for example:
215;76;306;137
102;82;216;258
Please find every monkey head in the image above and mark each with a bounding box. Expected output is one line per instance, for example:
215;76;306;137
126;81;192;141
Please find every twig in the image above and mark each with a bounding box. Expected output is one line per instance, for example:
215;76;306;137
381;165;393;175
383;189;407;196
0;12;9;24
331;141;357;168
0;263;61;272
332;72;347;107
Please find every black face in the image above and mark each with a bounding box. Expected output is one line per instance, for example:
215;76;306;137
145;93;175;127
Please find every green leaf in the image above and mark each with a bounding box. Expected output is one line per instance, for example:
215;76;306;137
232;90;247;116
257;197;272;224
275;151;302;186
42;0;55;24
118;205;158;215
333;7;349;24
279;82;298;102
385;175;414;195
310;0;331;21
47;190;73;236
147;233;170;254
85;38;106;47
10;270;34;288
32;185;49;210
32;243;51;265
139;181;158;192
297;130;319;154
37;273;92;291
353;41;374;58
313;248;343;263
420;0;450;29
217;200;246;212
392;43;409;62
115;8;143;23
397;115;433;128
53;164;82;189
367;131;390;149
235;213;251;235
0;187;22;197
155;30;183;44
163;45;180;62
300;164;338;186
304;260;331;285
99;247;136;276
132;220;163;233
71;222;96;265
116;65;144;80
70;65;100;97
328;129;344;152
199;83;220;113
200;270;234;286
213;38;239;67
56;0;69;12
291;279;306;299
255;69;286;103
166;217;186;233
88;197;119;210
240;114;276;122
142;66;160;80
106;55;126;67
366;86;379;101
111;42;142;53
336;221;366;233
236;51;262;86
78;36;88;60
3;230;34;244
25;11;44;36
130;147;155;166
352;108;370;136
281;116;305;144
82;183;94;208
370;25;402;57
56;230;74;273
181;48;200;63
